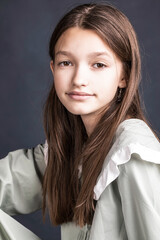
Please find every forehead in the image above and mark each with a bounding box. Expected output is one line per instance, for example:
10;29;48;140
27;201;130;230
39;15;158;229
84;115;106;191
55;27;116;59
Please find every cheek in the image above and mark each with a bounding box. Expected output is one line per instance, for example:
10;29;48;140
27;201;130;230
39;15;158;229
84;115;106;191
53;71;72;90
53;78;60;93
95;75;119;93
95;76;119;101
54;73;65;91
53;80;64;100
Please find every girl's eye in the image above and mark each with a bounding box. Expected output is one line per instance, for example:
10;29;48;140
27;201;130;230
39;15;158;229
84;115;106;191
93;63;106;68
58;61;72;67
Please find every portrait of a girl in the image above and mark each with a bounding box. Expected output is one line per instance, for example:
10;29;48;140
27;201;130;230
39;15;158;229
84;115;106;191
0;3;160;240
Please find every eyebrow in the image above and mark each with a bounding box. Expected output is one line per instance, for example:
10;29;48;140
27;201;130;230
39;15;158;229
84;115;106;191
55;51;70;57
55;51;111;58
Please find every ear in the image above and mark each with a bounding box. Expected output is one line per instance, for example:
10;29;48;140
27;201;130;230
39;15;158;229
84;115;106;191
50;60;54;75
118;77;127;88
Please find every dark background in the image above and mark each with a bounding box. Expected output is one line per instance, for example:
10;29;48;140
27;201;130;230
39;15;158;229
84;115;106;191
0;0;160;239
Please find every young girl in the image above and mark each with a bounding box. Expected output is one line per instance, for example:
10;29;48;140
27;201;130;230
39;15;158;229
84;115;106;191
0;3;160;240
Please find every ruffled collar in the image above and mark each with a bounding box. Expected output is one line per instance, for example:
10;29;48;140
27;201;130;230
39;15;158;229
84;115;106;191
93;119;160;200
43;119;160;200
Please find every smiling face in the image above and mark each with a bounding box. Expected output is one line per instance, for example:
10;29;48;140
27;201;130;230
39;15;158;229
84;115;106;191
50;27;126;134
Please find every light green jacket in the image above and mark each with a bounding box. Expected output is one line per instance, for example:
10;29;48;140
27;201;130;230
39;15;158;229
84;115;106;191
0;119;160;240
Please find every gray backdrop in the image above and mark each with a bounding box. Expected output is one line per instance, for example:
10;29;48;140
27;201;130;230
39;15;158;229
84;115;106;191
0;0;160;239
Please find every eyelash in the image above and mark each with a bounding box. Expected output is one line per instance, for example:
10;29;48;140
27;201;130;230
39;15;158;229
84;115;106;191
57;61;107;69
57;61;72;67
92;63;106;68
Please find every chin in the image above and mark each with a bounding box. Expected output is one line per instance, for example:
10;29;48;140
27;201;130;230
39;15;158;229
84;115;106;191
65;107;88;116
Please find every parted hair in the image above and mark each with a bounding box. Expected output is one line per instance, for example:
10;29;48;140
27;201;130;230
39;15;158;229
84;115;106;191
43;3;146;226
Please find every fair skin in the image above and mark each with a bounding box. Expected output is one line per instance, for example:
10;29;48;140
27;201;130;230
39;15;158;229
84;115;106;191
50;27;126;135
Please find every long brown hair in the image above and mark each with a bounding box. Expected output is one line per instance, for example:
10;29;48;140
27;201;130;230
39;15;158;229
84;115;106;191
43;3;146;226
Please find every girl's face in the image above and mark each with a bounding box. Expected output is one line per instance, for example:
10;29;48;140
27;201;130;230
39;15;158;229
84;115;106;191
50;27;126;132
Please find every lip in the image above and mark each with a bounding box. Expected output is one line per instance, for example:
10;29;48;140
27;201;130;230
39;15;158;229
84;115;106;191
66;91;94;100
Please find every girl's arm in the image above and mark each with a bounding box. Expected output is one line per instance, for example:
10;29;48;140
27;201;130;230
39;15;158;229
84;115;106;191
117;153;160;239
0;144;46;216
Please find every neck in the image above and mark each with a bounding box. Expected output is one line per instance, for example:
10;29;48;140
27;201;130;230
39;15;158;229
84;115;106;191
81;114;100;136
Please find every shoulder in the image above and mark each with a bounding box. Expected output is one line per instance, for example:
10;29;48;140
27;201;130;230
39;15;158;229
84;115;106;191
115;118;160;151
118;152;160;187
93;119;160;200
115;119;160;186
116;152;160;215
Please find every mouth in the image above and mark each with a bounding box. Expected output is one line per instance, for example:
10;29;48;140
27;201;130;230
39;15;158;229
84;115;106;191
66;91;94;100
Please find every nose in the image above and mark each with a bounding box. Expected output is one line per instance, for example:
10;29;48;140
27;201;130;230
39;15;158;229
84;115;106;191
72;65;89;87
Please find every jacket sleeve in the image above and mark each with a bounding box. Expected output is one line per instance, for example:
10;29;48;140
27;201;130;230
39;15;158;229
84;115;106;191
0;144;46;216
117;153;160;240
